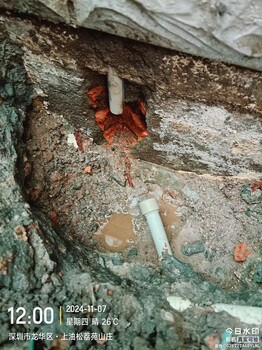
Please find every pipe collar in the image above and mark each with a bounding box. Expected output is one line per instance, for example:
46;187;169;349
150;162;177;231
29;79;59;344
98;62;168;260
139;198;159;215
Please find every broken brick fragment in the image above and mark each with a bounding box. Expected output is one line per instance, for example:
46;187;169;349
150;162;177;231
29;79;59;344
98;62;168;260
103;123;136;145
137;98;146;115
84;166;92;174
234;242;251;262
87;85;148;146
50;211;60;225
95;108;110;131
86;85;147;187
14;225;28;242
74;130;84;152
251;181;262;192
123;105;148;140
74;129;92;152
87;85;107;109
124;153;134;187
107;289;113;296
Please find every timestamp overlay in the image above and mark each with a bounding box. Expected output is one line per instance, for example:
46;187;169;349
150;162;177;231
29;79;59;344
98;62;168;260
7;304;120;344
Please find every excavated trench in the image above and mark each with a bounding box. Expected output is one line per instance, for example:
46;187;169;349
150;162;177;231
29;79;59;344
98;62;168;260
0;12;261;350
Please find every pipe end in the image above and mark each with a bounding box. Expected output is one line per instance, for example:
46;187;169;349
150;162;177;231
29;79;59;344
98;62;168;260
139;198;159;215
108;68;124;115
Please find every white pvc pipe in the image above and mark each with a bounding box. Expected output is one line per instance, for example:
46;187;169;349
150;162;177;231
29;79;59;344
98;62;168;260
108;67;124;115
167;296;262;325
212;303;262;325
139;198;172;257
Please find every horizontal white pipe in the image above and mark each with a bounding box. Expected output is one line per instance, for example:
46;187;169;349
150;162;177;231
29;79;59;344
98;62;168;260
213;303;262;325
167;296;262;325
108;67;124;115
139;198;172;257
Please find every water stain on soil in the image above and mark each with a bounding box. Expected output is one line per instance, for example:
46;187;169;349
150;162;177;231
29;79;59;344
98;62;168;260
94;213;136;252
159;200;182;240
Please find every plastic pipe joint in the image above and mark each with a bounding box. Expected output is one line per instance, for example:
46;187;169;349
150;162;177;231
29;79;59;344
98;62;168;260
139;198;172;257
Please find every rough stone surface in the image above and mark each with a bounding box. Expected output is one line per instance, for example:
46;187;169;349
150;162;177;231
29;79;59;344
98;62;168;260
0;0;262;70
0;11;261;350
0;14;261;177
135;100;262;175
181;240;206;257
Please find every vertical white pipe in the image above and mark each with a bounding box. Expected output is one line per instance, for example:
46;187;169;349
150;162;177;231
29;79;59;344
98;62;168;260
139;198;172;257
108;67;124;115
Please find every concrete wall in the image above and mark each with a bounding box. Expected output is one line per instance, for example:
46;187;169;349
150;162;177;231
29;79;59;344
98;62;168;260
1;14;260;178
0;0;261;71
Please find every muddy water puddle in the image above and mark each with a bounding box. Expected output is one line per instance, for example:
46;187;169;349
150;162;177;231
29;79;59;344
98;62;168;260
159;200;182;240
94;213;136;252
94;201;182;255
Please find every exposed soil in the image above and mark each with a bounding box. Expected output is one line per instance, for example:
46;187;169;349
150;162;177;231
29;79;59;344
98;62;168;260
23;96;262;291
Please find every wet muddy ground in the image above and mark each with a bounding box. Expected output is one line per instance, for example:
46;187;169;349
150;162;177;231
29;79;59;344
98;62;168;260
23;95;261;291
